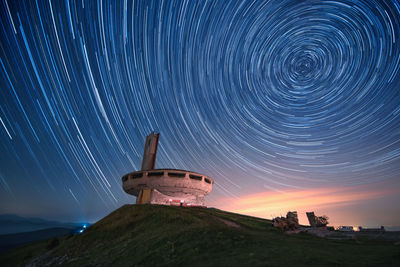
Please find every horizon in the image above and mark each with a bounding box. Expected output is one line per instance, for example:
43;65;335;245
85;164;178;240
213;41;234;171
1;206;400;232
1;0;400;231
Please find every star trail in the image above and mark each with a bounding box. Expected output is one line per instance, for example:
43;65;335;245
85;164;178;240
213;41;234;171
0;0;400;225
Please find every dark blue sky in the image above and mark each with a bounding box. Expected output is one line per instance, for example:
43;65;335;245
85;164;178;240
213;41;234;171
0;0;399;226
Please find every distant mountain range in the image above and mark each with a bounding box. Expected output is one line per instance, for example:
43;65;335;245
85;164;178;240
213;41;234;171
0;214;89;253
0;214;85;235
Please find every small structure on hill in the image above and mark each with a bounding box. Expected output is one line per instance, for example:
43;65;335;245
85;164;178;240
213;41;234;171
122;132;213;206
337;226;354;232
306;212;329;227
272;211;299;231
286;211;299;225
359;226;385;232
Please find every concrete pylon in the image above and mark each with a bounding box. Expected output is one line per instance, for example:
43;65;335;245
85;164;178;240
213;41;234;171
306;212;316;227
136;188;152;204
141;132;159;171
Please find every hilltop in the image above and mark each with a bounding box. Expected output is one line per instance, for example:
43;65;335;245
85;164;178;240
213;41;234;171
0;204;399;266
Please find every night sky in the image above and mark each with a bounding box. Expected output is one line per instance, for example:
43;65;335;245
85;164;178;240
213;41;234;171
1;0;400;228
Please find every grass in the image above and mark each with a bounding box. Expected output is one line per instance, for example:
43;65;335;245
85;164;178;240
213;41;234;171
1;204;399;266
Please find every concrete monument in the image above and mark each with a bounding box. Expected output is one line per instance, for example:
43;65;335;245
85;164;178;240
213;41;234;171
122;132;213;206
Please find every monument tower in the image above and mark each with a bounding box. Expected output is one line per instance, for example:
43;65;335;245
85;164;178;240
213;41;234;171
122;132;213;206
140;132;159;171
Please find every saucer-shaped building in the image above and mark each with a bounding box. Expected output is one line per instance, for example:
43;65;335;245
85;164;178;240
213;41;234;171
122;132;213;206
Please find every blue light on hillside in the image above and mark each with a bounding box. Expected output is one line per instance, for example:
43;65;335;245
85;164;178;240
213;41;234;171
77;224;88;234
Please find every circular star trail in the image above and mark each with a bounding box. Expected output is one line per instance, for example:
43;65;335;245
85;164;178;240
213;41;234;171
0;0;399;219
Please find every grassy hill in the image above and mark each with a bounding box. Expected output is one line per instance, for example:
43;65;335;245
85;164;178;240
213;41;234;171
0;204;399;266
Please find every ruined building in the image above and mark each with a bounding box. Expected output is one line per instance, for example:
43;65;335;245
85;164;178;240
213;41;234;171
272;211;299;231
306;212;329;227
122;132;213;206
286;211;299;225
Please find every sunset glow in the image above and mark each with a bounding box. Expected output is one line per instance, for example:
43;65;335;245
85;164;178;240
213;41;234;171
217;183;400;228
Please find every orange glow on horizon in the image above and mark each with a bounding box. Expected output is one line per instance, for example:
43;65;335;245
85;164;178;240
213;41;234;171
216;184;400;227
